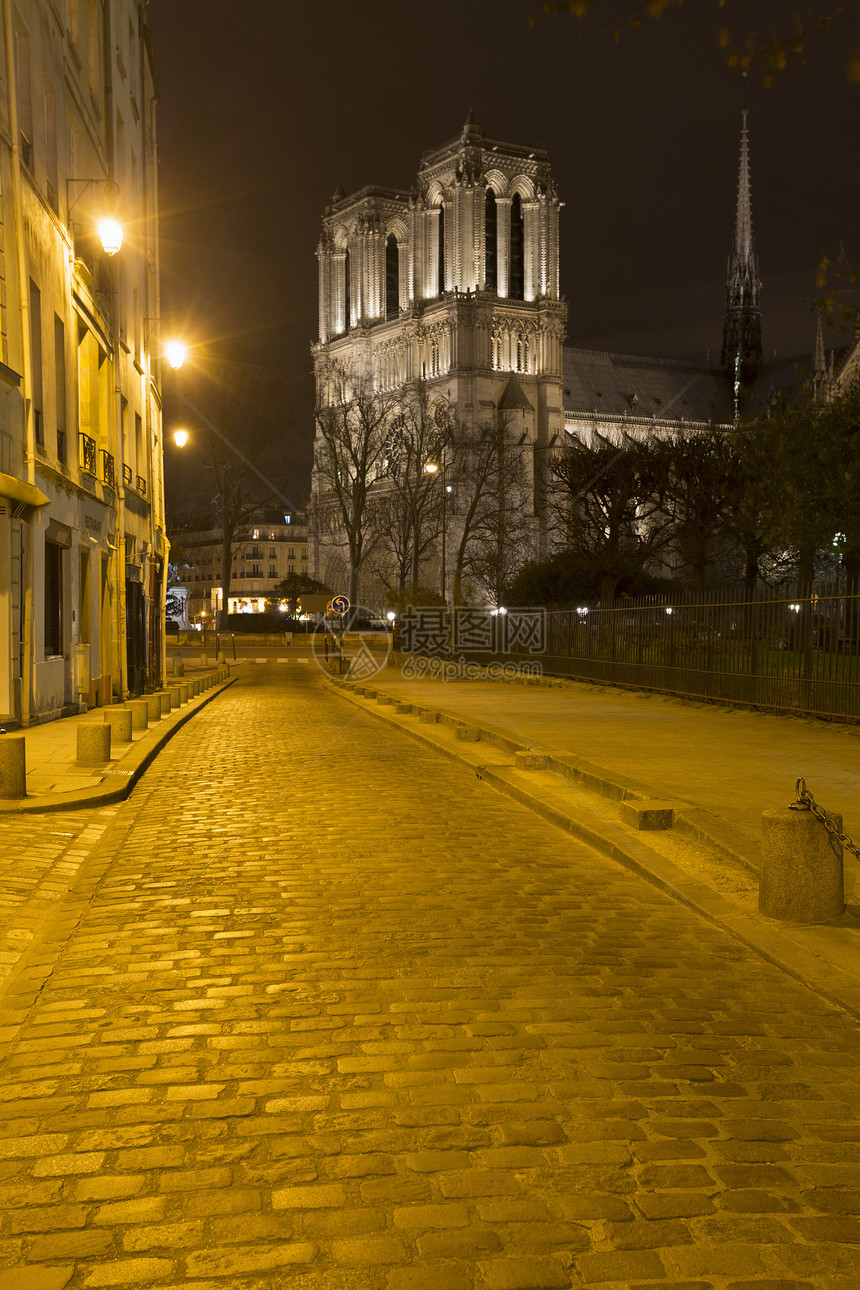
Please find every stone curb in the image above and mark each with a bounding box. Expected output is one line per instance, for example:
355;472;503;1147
327;676;860;1022
0;676;237;814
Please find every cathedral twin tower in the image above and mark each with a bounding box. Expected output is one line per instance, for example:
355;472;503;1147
314;114;567;448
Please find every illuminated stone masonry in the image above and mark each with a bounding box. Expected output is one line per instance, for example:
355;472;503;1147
310;113;846;607
312;116;567;604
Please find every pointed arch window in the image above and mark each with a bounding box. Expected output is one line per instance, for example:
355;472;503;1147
437;205;445;295
484;189;497;291
344;249;351;330
385;234;399;318
510;194;524;301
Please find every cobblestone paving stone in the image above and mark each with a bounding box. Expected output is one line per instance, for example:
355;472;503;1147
0;812;112;986
0;666;859;1290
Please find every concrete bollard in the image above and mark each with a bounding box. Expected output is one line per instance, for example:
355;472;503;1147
126;698;150;731
0;735;26;799
78;723;111;764
760;807;844;923
156;691;172;715
168;685;183;708
145;694;163;723
103;708;133;742
180;682;192;703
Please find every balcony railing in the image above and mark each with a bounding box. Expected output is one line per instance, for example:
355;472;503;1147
136;476;147;497
80;433;97;474
122;463;132;486
102;451;116;488
57;429;66;465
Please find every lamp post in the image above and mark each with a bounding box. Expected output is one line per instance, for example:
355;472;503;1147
424;462;452;605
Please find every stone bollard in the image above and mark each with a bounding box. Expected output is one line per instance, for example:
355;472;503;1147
180;682;192;703
104;708;133;742
760;807;844;923
126;698;150;732
168;684;184;708
78;723;111;764
145;694;163;723
156;691;172;715
0;734;26;799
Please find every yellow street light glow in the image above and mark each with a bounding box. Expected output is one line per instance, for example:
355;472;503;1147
97;217;123;255
424;462;439;474
165;340;187;369
173;428;189;448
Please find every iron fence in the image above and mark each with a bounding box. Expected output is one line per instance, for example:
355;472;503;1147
461;586;860;721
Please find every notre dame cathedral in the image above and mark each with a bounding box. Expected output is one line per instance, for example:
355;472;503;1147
310;112;837;608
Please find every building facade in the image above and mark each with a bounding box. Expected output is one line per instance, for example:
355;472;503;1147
311;116;567;605
169;507;309;627
0;0;166;725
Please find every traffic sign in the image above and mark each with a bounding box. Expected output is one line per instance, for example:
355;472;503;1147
331;595;350;615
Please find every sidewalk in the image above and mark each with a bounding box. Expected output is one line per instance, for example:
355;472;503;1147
0;658;236;812
327;663;860;1020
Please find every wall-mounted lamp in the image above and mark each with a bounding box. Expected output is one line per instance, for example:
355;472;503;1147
66;179;123;255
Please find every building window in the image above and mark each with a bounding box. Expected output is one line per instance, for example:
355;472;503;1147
29;280;43;445
54;315;66;459
344;250;351;328
385;234;399;318
45;541;63;656
485;189;497;291
510;194;524;301
437;206;445;295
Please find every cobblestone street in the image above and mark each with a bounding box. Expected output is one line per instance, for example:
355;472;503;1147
1;665;859;1290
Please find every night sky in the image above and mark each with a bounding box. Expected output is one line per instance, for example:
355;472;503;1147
148;0;860;503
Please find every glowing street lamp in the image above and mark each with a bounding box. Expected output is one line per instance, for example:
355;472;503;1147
97;217;123;256
165;340;187;370
173;428;189;448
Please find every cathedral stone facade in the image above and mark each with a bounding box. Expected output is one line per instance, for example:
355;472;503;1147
311;117;567;603
310;113;841;608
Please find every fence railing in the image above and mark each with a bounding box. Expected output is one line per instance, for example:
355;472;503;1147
458;587;860;721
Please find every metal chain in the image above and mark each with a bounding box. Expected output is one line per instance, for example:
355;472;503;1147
790;777;860;860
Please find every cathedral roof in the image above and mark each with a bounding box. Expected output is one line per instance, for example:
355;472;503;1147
562;348;735;425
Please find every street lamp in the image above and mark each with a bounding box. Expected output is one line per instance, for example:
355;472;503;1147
66;179;123;254
97;217;123;256
424;462;452;605
173;428;189;448
165;340;187;370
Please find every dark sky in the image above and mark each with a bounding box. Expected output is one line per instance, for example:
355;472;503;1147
148;0;859;499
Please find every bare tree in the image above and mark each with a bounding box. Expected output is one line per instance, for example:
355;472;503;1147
368;383;452;591
448;415;533;605
170;356;286;630
532;2;860;85
550;430;671;608
311;360;398;609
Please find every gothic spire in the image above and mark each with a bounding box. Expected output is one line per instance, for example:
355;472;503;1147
720;105;763;413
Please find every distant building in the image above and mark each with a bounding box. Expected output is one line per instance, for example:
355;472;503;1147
0;1;166;723
169;508;309;625
310;114;840;606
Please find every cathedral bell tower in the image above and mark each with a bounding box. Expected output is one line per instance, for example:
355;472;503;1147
720;106;763;413
312;117;569;594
